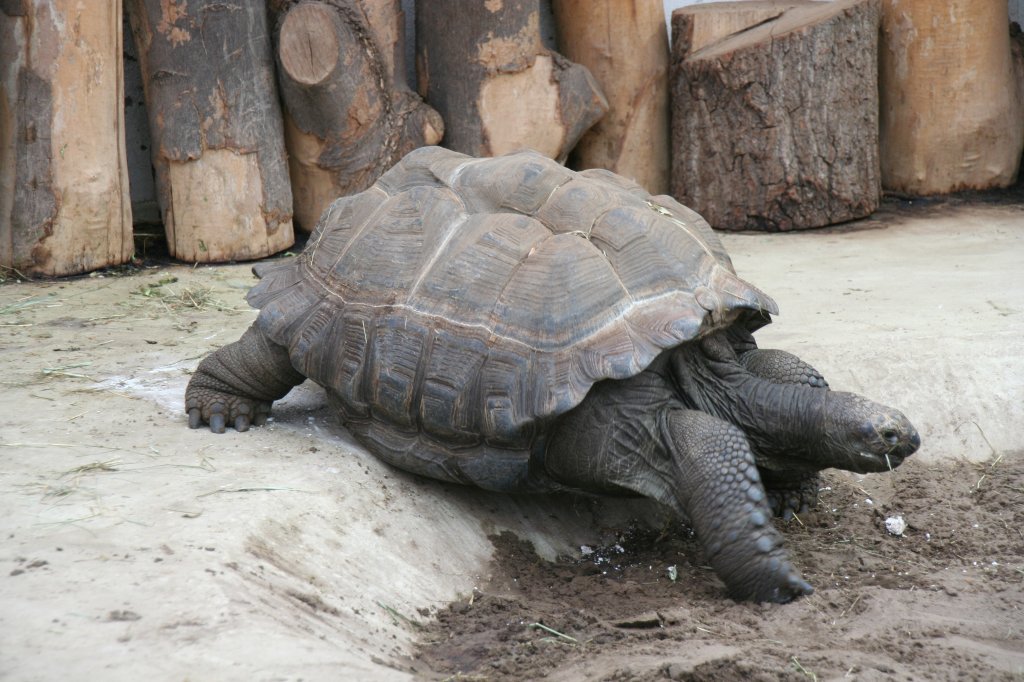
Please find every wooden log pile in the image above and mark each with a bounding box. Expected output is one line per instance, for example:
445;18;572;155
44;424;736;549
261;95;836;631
4;1;1023;274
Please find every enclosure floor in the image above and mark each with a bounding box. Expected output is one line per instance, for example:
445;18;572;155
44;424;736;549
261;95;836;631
1;197;1021;680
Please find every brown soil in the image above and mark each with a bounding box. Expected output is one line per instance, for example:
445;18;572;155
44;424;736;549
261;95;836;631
1;198;1021;680
413;458;1024;681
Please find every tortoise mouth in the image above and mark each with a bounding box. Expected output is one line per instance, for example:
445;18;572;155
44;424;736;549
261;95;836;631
851;428;919;473
855;450;906;472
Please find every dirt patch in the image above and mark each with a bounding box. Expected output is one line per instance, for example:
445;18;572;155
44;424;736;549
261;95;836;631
1;199;1021;680
413;457;1024;681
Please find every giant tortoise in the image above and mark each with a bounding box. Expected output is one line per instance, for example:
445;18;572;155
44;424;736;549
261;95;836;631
185;147;920;603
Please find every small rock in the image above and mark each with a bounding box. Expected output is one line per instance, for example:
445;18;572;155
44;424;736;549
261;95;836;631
885;515;907;536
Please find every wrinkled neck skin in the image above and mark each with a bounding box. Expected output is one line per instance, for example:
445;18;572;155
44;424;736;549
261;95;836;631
667;339;828;472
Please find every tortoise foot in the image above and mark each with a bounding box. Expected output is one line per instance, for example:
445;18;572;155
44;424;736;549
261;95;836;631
719;528;814;603
185;386;272;433
761;471;821;520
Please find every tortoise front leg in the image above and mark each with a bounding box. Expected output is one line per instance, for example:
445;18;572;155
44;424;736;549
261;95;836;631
738;348;829;389
185;324;304;433
545;395;812;603
659;409;813;602
739;348;827;518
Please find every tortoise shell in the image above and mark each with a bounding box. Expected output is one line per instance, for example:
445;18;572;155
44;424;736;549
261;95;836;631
247;147;777;491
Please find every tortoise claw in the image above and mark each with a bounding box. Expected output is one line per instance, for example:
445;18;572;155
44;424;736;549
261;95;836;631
184;388;272;433
789;574;814;597
253;403;271;426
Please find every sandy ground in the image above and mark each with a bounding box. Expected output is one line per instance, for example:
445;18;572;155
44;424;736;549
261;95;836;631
1;197;1021;680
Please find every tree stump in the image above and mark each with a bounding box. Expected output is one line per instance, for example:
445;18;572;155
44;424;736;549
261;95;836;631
126;0;294;262
671;0;881;231
879;0;1024;194
1;0;133;277
416;0;607;162
552;0;670;193
271;0;444;231
671;1;803;55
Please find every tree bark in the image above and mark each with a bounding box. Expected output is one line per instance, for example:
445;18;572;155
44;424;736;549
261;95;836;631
1;0;133;276
879;0;1024;195
416;0;607;162
551;0;670;194
270;0;444;231
126;0;294;262
671;0;881;232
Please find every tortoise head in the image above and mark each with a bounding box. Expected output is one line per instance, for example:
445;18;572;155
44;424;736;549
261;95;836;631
819;392;921;474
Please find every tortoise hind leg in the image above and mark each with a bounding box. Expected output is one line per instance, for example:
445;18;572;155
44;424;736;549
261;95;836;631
185;325;304;433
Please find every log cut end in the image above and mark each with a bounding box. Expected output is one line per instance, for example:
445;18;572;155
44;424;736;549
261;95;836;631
671;1;797;57
275;0;445;231
671;0;881;231
279;3;342;87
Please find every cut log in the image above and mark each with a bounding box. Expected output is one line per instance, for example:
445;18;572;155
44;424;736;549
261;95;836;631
671;1;802;56
125;0;294;262
552;0;670;193
1;0;132;277
671;0;881;231
416;0;608;161
879;0;1024;194
270;0;444;231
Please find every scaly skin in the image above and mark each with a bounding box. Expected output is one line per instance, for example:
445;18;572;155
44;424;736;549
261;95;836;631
544;368;813;603
662;409;813;602
185;325;304;433
760;469;821;520
546;333;918;602
739;348;829;389
739;347;829;518
188;326;919;603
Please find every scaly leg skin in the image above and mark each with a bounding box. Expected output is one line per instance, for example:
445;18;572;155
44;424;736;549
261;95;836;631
185;324;305;433
545;384;812;603
661;409;812;603
759;469;821;521
738;348;829;389
739;348;826;518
